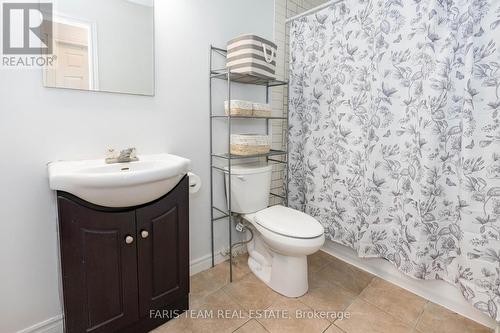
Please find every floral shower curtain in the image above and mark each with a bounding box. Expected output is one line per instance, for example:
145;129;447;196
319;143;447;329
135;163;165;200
288;0;500;321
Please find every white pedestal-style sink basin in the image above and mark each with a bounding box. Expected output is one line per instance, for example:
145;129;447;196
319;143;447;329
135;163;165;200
48;153;191;207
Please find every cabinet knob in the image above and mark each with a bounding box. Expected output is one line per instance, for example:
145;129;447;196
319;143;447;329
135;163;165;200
125;235;134;244
141;230;149;239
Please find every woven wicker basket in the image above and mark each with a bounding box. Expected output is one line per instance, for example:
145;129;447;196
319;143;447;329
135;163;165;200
230;134;271;155
253;103;272;117
224;100;253;117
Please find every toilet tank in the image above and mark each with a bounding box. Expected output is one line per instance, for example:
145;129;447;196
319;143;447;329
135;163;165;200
224;162;272;214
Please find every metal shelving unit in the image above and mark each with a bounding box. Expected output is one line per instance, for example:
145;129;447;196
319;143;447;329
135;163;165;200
209;45;289;282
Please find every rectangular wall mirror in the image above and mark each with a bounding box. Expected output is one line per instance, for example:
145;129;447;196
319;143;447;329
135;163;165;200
43;0;154;96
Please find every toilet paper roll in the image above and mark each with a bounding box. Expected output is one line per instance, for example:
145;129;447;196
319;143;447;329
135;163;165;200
188;172;201;194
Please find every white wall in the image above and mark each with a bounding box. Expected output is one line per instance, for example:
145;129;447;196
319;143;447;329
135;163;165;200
0;0;274;332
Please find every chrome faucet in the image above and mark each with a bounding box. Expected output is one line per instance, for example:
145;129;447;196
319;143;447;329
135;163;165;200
105;147;139;164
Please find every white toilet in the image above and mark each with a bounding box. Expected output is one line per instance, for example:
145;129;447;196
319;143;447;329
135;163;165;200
225;163;325;297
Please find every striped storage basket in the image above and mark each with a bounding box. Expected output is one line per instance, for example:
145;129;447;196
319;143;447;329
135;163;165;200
226;34;277;80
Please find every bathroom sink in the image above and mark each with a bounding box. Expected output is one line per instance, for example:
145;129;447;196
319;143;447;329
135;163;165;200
48;153;191;207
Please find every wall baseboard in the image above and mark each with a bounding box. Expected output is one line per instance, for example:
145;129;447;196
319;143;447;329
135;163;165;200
15;252;229;333
322;240;497;330
189;251;228;276
16;315;63;333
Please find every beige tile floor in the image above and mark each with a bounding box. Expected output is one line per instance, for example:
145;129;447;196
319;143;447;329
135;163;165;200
152;251;493;333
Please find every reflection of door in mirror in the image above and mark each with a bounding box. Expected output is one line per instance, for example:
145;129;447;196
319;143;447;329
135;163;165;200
43;0;154;96
44;20;96;90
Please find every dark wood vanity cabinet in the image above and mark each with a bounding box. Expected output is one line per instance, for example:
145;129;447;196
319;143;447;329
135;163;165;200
57;176;189;333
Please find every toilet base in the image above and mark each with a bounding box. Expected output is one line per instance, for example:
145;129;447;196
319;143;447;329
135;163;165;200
247;232;309;298
270;254;308;297
248;253;308;297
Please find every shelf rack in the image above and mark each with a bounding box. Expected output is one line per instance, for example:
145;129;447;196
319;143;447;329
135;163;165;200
209;45;289;282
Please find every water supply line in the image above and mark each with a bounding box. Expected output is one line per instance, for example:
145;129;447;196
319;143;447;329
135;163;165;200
229;217;254;257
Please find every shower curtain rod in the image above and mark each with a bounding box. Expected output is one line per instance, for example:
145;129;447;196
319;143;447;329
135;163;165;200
285;0;344;24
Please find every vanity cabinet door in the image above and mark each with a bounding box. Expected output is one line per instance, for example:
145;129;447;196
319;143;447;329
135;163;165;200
136;176;189;318
58;196;139;333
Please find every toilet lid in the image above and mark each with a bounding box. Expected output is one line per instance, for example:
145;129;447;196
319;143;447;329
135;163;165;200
253;205;324;239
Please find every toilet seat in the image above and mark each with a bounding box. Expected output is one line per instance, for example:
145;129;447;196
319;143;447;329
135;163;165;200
244;205;324;239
